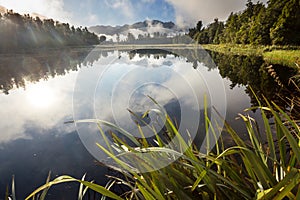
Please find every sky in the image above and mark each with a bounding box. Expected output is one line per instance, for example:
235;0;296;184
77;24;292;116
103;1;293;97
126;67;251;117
0;0;267;27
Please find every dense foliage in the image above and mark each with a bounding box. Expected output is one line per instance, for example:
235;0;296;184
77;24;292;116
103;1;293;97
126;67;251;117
0;10;99;53
189;0;300;45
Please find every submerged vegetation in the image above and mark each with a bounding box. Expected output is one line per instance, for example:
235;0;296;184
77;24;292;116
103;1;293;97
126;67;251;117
0;10;99;53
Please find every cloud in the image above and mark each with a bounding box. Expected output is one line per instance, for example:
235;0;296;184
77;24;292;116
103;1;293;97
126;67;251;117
84;13;100;25
165;0;267;27
112;20;184;41
105;0;134;19
0;0;71;23
141;0;155;3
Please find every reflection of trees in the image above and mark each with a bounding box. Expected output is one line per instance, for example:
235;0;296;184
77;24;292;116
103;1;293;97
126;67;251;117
127;48;218;70
0;48;100;94
128;49;171;60
4;47;298;118
209;51;299;117
126;48;299;117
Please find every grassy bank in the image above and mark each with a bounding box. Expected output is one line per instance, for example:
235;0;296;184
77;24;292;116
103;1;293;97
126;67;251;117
202;44;300;69
264;50;300;68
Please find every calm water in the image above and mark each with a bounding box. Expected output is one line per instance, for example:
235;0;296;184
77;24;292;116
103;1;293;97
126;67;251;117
0;47;296;198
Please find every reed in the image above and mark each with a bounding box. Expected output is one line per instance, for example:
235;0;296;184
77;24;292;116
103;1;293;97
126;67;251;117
26;95;300;200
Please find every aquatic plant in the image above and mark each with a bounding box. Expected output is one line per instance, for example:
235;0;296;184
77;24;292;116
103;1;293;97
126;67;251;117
26;95;300;199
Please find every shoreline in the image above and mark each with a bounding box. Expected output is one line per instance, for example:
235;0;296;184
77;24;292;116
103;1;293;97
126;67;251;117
201;44;300;69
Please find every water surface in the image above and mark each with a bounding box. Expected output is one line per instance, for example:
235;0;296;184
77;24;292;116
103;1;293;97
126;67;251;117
0;46;296;198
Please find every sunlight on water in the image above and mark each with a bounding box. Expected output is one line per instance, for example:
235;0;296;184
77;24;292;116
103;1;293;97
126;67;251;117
25;83;57;108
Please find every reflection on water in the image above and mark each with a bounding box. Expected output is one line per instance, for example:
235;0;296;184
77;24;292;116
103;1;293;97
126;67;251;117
72;47;224;172
208;51;299;118
0;47;297;198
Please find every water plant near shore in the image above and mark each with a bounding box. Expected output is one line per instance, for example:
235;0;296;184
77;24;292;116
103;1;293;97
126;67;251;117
25;92;300;200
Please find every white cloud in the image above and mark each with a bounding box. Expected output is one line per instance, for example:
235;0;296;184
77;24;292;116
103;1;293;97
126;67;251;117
0;0;71;23
115;20;183;41
85;13;99;25
141;0;155;3
165;0;267;27
105;0;134;19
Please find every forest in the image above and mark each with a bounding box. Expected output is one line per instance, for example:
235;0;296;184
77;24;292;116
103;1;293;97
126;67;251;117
188;0;300;45
0;10;100;53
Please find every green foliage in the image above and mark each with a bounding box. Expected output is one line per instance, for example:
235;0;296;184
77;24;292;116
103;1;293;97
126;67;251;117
263;50;300;68
202;43;300;68
27;94;300;199
25;175;122;200
189;18;224;44
270;0;300;45
0;10;99;53
189;0;300;46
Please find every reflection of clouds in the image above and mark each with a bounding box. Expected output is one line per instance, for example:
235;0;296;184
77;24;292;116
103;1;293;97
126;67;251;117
79;52;210;139
0;71;77;143
73;49;226;129
72;48;227;170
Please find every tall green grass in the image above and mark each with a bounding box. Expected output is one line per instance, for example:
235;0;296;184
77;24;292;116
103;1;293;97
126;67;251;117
263;50;300;69
202;44;300;68
26;96;300;200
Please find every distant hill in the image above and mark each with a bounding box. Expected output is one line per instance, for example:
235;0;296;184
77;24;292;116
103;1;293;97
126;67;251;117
88;20;186;38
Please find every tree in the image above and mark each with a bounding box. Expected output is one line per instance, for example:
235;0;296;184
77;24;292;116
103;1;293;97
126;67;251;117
0;9;99;53
196;20;203;32
270;0;300;45
219;12;240;43
249;5;270;45
127;32;135;43
99;35;106;43
116;33;120;43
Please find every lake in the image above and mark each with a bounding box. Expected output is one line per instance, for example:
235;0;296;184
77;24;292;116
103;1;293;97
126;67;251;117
0;45;296;199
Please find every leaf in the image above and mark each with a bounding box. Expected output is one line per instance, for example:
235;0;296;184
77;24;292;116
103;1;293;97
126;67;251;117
39;171;51;200
26;175;122;200
11;175;16;200
258;168;300;199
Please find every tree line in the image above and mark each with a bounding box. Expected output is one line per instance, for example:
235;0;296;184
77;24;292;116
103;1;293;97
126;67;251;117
188;0;300;45
0;10;100;53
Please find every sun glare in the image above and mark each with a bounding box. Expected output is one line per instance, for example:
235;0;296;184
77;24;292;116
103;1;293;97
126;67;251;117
0;0;70;24
26;84;56;108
